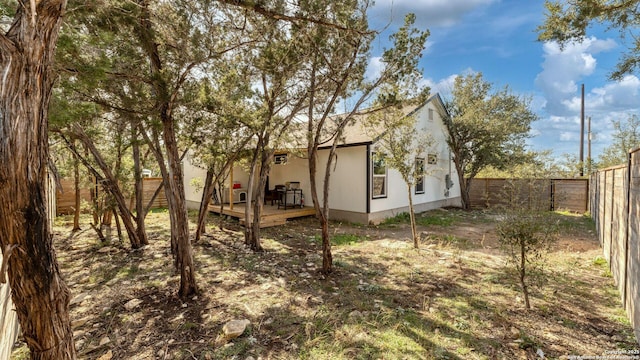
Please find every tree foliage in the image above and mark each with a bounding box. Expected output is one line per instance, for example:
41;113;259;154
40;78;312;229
304;9;429;273
444;72;537;209
598;114;640;168
537;0;640;79
497;179;558;310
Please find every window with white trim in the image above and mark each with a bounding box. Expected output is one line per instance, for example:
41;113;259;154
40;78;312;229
415;158;425;194
372;155;387;198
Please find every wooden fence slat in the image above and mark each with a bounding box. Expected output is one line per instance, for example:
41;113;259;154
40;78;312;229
55;177;167;215
591;155;640;345
469;178;589;213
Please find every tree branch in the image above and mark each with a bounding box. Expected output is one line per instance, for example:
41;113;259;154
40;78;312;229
217;0;373;34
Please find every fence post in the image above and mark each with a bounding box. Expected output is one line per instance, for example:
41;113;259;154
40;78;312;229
550;179;555;211
610;171;616;266
623;153;632;307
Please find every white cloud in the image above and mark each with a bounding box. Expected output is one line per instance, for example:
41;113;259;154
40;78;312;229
420;73;458;98
370;0;496;27
535;37;617;116
365;56;384;81
559;131;579;142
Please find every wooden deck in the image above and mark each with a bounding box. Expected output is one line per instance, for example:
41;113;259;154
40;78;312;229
208;203;316;228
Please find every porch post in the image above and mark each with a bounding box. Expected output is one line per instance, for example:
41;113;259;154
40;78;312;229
229;163;234;211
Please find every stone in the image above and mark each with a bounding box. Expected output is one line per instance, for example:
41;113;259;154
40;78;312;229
71;317;90;328
509;327;520;340
124;298;143;311
70;292;91;305
223;319;251;340
97;246;114;253
97;350;113;360
99;336;111;346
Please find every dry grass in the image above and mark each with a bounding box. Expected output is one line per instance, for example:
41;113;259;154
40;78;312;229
10;209;637;359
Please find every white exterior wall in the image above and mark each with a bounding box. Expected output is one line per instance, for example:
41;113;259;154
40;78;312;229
369;100;461;218
268;153;312;204
183;154;259;209
183;156;207;208
268;146;367;214
181;96;462;223
320;146;367;213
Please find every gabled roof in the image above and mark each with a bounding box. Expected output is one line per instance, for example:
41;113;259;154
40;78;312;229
332;93;449;148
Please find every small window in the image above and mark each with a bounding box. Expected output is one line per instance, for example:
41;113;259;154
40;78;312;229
415;158;425;194
428;108;434;121
427;154;438;165
274;154;287;165
372;154;387;198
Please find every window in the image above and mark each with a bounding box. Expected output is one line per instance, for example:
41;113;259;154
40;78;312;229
415;158;425;194
372;155;387;198
427;154;438;165
428;108;434;121
274;153;287;165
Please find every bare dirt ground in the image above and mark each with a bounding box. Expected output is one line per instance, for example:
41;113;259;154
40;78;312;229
11;208;637;359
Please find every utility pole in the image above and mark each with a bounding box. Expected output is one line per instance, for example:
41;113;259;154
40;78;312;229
580;84;585;177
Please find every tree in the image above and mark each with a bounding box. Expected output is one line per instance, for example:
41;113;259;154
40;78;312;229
598;114;640;168
304;9;429;273
496;178;558;310
371;105;432;248
538;1;640;79
0;1;76;358
238;10;309;251
443;73;537;209
55;0;235;298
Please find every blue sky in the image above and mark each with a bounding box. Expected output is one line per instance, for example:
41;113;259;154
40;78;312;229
366;0;640;162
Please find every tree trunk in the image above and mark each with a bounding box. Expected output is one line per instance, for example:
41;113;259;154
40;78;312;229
195;169;215;243
249;149;273;252
461;177;472;210
135;0;197;298
72;144;81;231
131;125;148;245
113;206;124;244
90;172;100;226
307;133;332;272
320;148;339;274
0;2;76;359
520;238;530;310
244;141;261;247
162;114;197;298
71;130;142;248
407;184;418;248
454;159;471;210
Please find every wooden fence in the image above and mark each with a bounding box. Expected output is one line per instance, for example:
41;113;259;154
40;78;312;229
0;253;19;360
469;178;589;213
590;149;640;344
55;177;167;215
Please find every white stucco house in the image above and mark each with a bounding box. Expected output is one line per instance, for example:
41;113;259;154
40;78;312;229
183;93;462;225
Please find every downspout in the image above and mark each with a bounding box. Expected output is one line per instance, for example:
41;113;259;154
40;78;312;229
366;144;371;215
448;149;452;196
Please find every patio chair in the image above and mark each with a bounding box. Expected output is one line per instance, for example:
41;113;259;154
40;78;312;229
265;185;286;206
